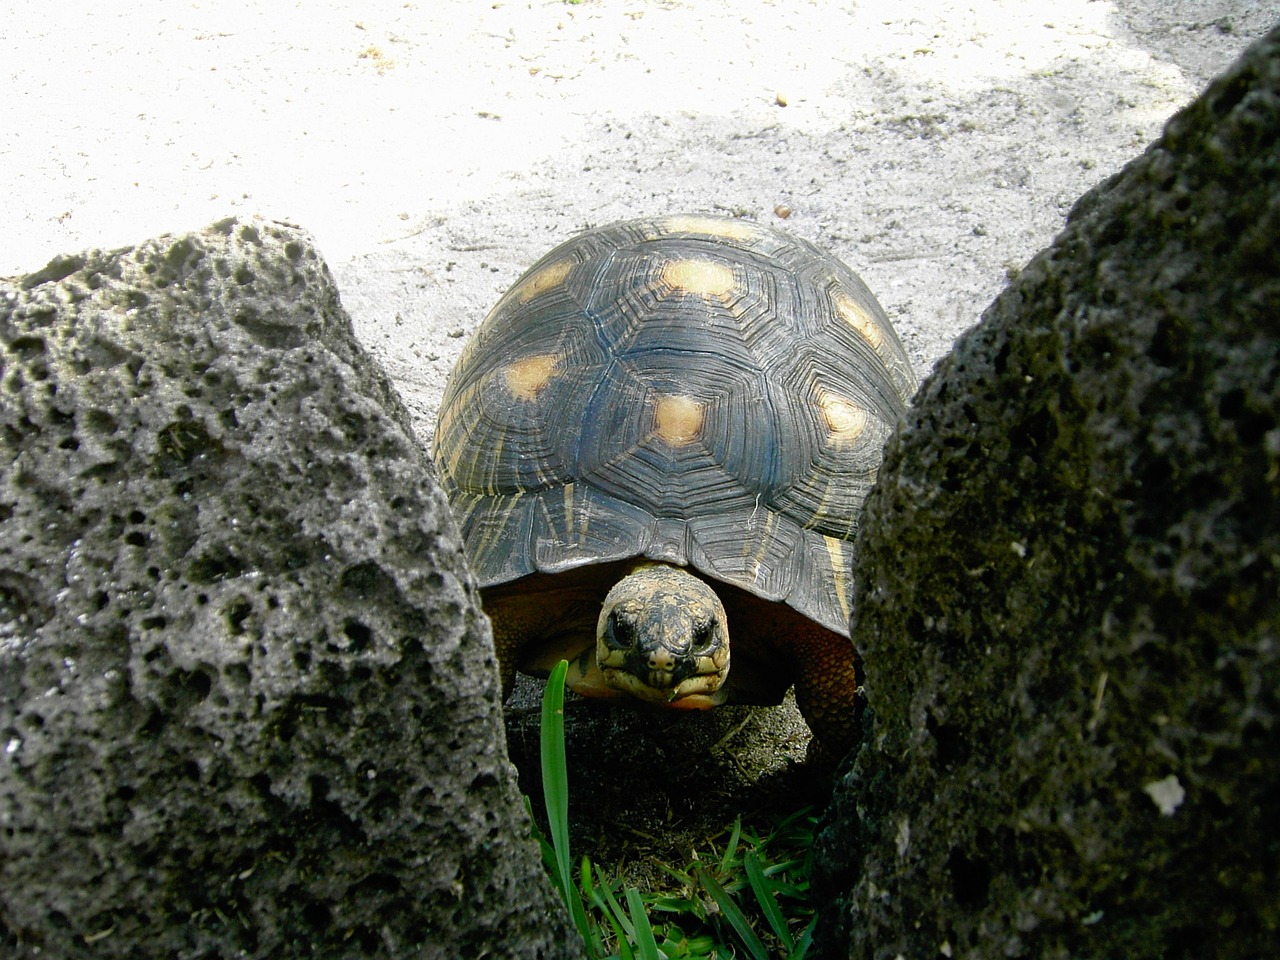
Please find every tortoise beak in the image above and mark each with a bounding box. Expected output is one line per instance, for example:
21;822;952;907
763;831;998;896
595;567;730;706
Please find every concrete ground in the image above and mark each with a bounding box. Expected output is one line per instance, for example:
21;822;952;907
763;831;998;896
4;0;1276;875
5;1;1275;437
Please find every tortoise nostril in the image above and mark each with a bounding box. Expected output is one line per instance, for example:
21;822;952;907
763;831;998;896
649;649;676;671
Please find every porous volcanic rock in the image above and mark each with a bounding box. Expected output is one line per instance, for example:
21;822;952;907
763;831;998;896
0;219;579;959
813;27;1280;960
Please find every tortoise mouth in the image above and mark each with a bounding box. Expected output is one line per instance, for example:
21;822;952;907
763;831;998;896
599;662;729;708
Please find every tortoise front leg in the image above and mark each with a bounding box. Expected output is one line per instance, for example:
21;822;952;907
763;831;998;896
786;621;866;765
480;593;559;700
480;588;603;701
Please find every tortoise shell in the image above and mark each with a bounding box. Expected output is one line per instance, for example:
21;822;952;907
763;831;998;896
435;214;915;641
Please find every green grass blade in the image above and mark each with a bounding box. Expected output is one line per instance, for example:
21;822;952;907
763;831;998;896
522;795;562;887
719;817;744;873
744;851;793;952
597;866;636;938
626;887;663;960
584;866;633;960
577;857;614;958
771;805;816;834
660;932;717;958
541;660;571;879
762;865;803;880
539;661;592;947
646;893;702;914
697;866;769;960
790;915;818;959
579;856;599;909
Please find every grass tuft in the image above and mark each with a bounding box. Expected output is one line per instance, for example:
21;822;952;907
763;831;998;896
533;660;818;958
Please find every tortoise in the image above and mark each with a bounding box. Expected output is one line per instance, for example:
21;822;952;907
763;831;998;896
433;214;916;756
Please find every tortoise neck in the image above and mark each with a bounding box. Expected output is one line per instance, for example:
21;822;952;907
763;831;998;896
624;559;685;576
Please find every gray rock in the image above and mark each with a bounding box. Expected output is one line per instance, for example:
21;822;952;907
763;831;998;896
813;27;1280;960
0;219;579;959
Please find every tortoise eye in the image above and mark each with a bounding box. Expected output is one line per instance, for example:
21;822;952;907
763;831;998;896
692;618;715;652
604;611;633;650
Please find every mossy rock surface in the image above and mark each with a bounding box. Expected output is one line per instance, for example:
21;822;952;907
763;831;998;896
813;27;1280;960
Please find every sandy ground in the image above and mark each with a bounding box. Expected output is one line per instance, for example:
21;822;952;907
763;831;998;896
4;0;1277;869
4;1;1276;445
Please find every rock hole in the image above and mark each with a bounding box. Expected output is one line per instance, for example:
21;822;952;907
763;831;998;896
156;417;217;468
225;596;253;634
140;707;166;735
1008;407;1058;453
1148;316;1185;367
357;873;402;895
927;712;970;769
991;339;1011;376
947;848;991;908
351;925;380;954
7;335;46;358
0;571;54;632
343;620;373;652
189;549;247;584
939;457;967;495
301;900;332;930
1218;388;1272;445
1095;218;1126;248
1209;73;1251;117
340;561;397;602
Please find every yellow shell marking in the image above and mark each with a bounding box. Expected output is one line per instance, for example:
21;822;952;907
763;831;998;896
824;535;852;621
745;508;778;583
504;353;562;401
818;391;868;443
652;394;706;446
660;258;738;300
833;289;885;349
515;259;573;303
659;215;760;242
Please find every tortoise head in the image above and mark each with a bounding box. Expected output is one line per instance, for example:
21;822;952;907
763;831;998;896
595;564;730;709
